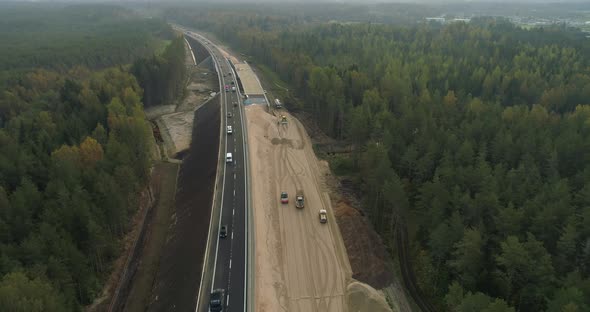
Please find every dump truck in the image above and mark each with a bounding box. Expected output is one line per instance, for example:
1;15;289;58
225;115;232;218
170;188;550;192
280;115;288;124
319;209;327;223
295;191;304;209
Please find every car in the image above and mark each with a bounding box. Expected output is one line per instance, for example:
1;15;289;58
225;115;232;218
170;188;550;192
280;192;288;204
231;86;236;92
227;112;233;118
220;225;227;238
224;85;229;92
226;153;233;163
319;209;327;223
227;126;233;134
210;289;225;311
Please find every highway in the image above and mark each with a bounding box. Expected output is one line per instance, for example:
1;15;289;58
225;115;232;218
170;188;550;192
182;29;250;312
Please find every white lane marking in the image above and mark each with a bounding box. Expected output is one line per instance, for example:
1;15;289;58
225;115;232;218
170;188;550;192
229;259;232;269
194;29;225;312
234;173;236;180
233;189;236;196
231;231;234;240
208;32;229;302
227;295;230;306
233;209;235;216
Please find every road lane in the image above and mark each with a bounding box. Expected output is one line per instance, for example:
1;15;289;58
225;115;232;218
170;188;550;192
184;30;248;312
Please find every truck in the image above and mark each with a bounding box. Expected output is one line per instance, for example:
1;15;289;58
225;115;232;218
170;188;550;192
274;98;282;108
319;209;327;223
295;191;304;209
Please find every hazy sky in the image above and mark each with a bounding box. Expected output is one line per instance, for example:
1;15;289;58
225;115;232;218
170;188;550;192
2;0;588;3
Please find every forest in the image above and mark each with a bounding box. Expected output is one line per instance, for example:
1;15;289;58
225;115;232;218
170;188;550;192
170;8;590;312
132;36;187;107
0;3;173;72
0;4;176;310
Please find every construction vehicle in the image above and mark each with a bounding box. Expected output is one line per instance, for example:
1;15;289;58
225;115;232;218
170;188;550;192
295;191;304;209
319;209;327;223
280;115;288;124
274;98;282;108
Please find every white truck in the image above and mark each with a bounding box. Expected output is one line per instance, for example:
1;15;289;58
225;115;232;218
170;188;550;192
319;209;327;223
274;98;282;108
295;191;304;209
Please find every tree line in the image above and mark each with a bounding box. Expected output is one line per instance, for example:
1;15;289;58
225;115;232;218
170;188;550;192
132;35;187;107
0;3;174;72
0;3;185;310
174;10;590;312
0;67;153;310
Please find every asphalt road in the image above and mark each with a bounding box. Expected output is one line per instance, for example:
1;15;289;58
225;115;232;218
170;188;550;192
184;31;248;312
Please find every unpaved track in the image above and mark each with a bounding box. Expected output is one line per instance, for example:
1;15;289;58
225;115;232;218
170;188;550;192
247;105;351;312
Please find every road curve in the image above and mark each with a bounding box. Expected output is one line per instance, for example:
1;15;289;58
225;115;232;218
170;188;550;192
179;27;251;312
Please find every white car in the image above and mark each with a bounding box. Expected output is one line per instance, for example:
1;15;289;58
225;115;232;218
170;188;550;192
226;153;233;163
319;209;327;223
227;126;233;134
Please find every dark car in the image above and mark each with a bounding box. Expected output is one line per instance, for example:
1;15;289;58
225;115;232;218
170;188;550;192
210;289;225;312
227;112;233;118
220;225;227;238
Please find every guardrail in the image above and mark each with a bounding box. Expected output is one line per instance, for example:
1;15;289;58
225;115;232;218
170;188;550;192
228;60;255;312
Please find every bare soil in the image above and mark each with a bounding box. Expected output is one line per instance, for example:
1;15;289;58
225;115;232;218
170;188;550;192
146;40;217;159
347;281;393;312
147;96;220;311
247;105;352;312
120;162;179;312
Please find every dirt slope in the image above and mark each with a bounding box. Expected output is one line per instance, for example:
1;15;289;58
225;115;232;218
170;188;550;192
347;281;393;312
247;105;353;312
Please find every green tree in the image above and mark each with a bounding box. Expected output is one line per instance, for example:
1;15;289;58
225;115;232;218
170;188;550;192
448;227;485;290
0;272;67;311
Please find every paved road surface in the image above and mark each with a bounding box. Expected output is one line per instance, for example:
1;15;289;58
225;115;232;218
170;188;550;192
184;30;249;312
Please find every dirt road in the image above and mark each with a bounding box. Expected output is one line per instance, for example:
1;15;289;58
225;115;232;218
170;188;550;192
247;105;352;312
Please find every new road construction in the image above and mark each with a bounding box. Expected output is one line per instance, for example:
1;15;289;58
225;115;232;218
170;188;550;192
174;25;391;312
180;28;252;312
246;106;353;312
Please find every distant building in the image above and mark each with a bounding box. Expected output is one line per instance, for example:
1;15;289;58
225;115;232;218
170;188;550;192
449;18;471;23
426;17;446;23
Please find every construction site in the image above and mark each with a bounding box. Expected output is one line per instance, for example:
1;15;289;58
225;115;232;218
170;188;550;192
246;105;396;311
